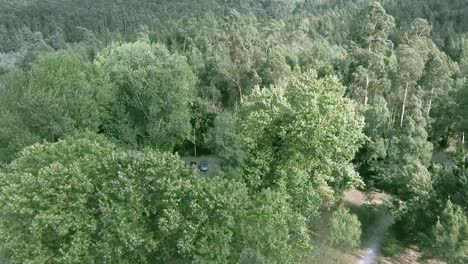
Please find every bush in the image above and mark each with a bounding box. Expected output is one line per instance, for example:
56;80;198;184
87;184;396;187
327;205;362;253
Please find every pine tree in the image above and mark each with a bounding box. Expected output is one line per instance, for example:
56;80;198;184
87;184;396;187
433;200;468;264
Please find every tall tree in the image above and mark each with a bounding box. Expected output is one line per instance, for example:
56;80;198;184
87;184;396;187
345;2;397;185
239;187;311;264
394;44;425;128
0;53;109;162
206;111;246;165
374;96;433;198
420;52;452;117
97;41;196;151
376;97;435;239
239;71;365;219
211;10;262;104
432;200;468;264
460;36;468;76
346;1;395;107
0;132;315;264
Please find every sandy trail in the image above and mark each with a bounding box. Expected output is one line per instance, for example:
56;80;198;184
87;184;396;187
358;214;394;264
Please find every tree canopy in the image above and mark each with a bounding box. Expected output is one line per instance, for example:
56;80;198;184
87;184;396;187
0;0;467;263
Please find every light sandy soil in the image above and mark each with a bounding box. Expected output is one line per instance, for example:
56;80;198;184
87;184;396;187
305;244;446;264
380;247;445;264
344;189;390;206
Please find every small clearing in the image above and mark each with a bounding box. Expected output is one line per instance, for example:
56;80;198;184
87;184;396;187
180;154;221;176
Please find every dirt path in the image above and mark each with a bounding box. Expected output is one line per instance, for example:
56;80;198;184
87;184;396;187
358;214;394;264
344;190;446;264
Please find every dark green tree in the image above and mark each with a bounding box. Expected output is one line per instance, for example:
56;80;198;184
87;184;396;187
97;41;196;151
0;53;110;162
327;205;362;256
346;1;395;107
432;200;468;264
206;111;246;165
211;10;262;104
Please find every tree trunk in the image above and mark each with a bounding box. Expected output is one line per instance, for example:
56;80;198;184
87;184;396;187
463;133;466;161
364;74;369;107
193;126;197;157
212;86;216;108
390;109;397;130
364;46;371;107
400;82;408;128
238;83;243;104
427;88;434;116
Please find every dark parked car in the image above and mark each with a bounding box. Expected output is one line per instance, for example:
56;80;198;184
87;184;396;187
199;160;209;172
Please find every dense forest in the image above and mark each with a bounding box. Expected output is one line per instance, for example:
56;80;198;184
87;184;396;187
0;0;467;263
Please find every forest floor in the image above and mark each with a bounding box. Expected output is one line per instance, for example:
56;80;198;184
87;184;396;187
180;154;222;177
432;150;453;170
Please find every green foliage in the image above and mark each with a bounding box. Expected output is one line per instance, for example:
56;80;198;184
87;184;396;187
0;134;316;264
188;98;217;155
327;206;361;253
374;98;433;197
0;24;9;52
97;41;196;151
352;1;395;52
211;10;263;104
0;53;109;162
354;102;390;185
453;81;468;134
239;187;311;264
432;153;468;211
432;200;468;264
345;1;395;115
385;0;468;57
420;51;455;143
207;112;246;165
259;44;292;88
296;39;334;77
238;248;266;264
380;230;405;257
0;0;467;262
0;134;117;263
240;71;365;221
16;29;55;70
